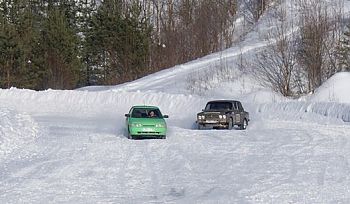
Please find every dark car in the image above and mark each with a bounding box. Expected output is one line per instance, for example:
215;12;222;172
196;100;249;130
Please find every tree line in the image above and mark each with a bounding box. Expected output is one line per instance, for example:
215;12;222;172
252;0;350;97
0;0;240;90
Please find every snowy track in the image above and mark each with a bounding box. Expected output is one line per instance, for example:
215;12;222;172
1;73;350;203
1;106;350;203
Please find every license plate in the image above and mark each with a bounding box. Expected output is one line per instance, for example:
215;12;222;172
205;120;218;123
142;128;154;132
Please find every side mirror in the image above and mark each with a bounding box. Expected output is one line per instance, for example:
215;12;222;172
163;115;169;118
125;114;130;117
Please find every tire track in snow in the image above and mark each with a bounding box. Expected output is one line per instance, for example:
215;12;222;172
236;120;317;200
140;142;163;202
115;140;136;201
120;140;162;202
301;123;350;186
246;120;350;203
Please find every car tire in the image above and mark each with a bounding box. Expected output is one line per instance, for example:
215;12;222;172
240;119;248;130
228;118;233;130
127;129;133;139
198;124;204;130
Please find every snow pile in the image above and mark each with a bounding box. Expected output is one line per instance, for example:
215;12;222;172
251;72;350;123
257;102;350;123
0;108;38;161
0;88;207;128
256;72;350;123
308;72;350;104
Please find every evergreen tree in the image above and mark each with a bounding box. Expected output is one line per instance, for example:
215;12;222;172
15;1;44;89
0;1;21;88
86;0;124;85
86;0;151;85
76;0;97;86
40;5;81;89
0;17;19;88
123;0;151;80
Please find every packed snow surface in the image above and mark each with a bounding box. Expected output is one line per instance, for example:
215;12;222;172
1;83;350;203
1;69;350;204
1;1;350;203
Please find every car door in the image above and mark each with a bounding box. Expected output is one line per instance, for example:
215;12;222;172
237;102;245;123
232;102;241;124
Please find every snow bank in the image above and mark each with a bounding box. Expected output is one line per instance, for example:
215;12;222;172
252;72;350;123
308;72;350;104
250;72;350;124
0;88;207;122
257;102;350;123
0;108;38;161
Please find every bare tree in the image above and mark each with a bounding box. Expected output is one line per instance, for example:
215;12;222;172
242;0;272;24
147;0;237;71
253;6;297;96
297;0;343;92
337;24;350;71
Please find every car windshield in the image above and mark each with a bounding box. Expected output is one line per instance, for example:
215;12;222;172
131;108;163;118
205;102;232;111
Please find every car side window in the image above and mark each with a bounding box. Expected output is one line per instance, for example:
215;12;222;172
238;102;243;112
233;102;238;110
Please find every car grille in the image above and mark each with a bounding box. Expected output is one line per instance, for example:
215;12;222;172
142;124;155;127
205;114;220;120
138;132;160;134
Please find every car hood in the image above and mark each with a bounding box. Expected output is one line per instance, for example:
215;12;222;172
129;117;166;125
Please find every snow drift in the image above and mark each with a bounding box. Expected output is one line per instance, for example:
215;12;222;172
0;108;38;161
308;72;350;104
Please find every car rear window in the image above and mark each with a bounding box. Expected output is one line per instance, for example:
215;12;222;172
131;108;162;118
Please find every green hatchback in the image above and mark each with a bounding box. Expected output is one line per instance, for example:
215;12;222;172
125;106;168;139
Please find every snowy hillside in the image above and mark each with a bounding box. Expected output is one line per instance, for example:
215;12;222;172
1;0;350;203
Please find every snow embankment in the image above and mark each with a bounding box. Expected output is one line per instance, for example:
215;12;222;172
308;72;350;104
0;88;207;127
256;72;350;123
0;108;38;161
257;102;350;123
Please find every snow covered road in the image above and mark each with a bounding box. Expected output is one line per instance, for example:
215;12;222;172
1;105;350;203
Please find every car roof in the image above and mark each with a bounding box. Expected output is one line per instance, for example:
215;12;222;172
132;105;159;109
207;100;239;103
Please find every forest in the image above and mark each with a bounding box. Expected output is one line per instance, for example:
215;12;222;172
0;0;243;90
0;0;349;95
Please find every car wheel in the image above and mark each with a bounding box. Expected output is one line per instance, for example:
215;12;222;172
228;118;233;130
127;129;133;139
240;119;248;130
198;124;204;130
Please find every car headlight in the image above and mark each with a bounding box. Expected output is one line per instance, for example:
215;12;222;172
131;123;142;127
198;115;203;120
219;115;226;119
155;123;165;128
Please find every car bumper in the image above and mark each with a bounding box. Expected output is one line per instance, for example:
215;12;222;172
129;126;167;137
198;121;229;129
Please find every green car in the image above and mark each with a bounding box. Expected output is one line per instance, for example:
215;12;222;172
125;106;168;139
